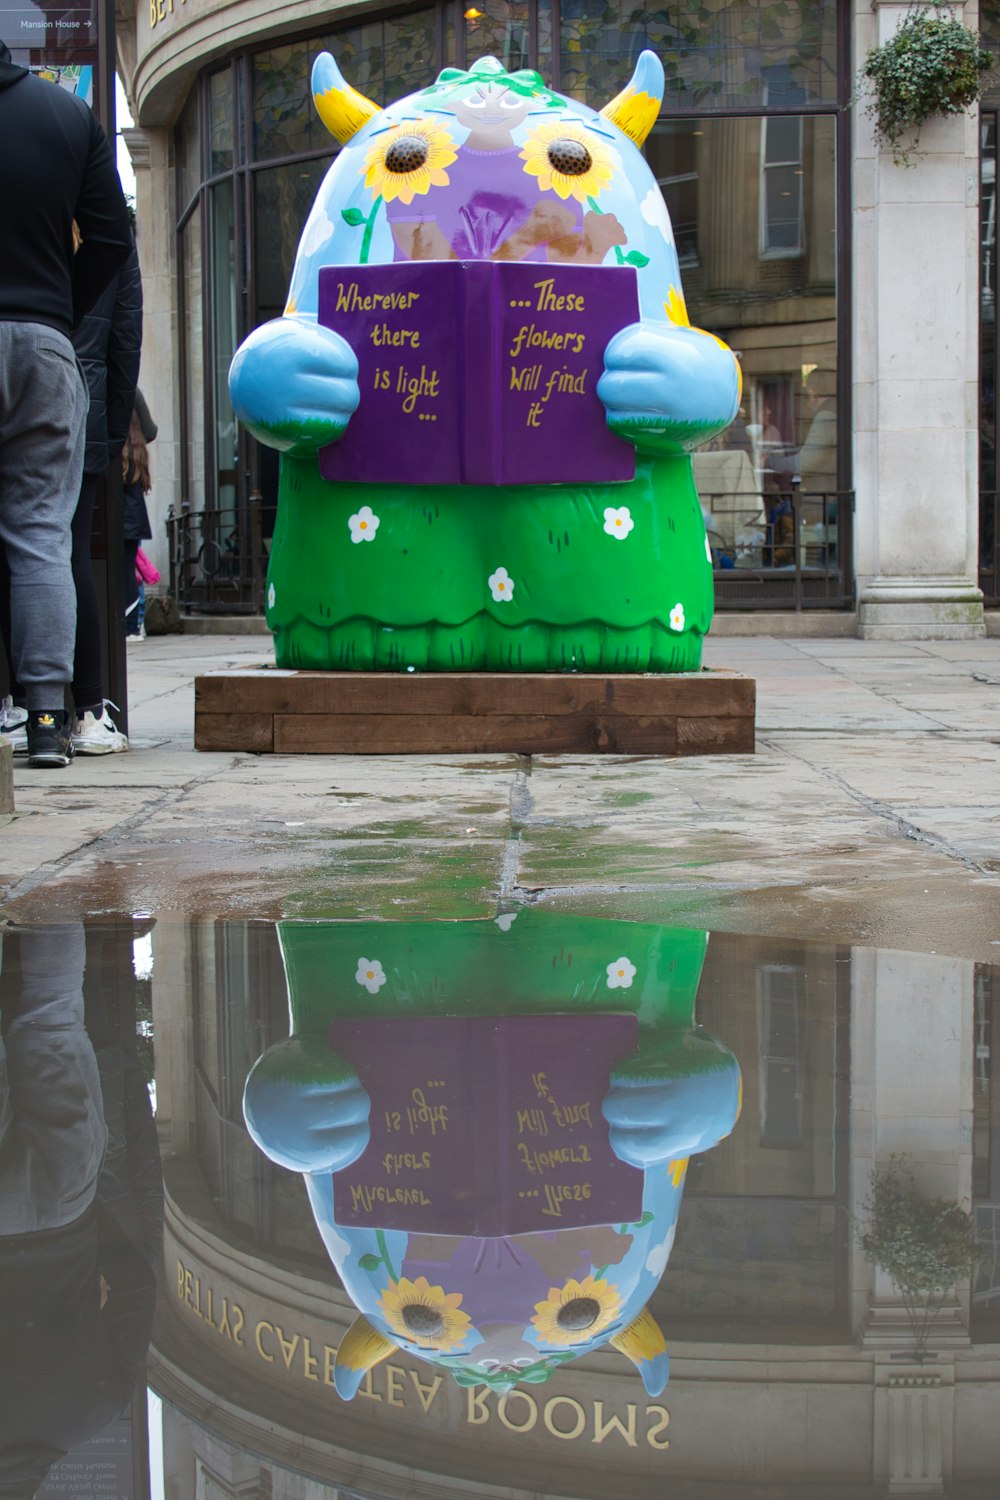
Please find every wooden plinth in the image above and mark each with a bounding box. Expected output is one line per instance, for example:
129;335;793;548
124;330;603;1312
194;669;755;755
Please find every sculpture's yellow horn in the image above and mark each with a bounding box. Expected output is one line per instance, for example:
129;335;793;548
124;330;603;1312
312;52;382;145
599;49;664;149
334;1315;395;1398
610;1306;670;1395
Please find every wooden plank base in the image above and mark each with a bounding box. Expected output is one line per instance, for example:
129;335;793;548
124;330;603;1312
194;669;755;755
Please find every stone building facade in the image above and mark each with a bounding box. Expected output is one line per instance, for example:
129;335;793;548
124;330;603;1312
146;917;999;1496
116;0;997;635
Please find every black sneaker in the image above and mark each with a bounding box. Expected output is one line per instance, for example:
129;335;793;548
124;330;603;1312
27;709;75;768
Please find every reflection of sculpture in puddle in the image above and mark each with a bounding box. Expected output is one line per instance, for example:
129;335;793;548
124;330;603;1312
0;921;162;1499
243;913;740;1401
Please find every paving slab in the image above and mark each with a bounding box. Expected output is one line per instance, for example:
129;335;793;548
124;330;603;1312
2;631;999;962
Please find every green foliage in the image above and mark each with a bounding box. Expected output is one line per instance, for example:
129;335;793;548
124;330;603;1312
859;1157;978;1297
862;3;993;164
858;1155;979;1336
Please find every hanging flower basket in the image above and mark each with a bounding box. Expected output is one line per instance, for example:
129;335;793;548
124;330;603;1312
862;3;993;165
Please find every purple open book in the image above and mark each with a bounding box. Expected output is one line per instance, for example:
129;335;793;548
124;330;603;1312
317;261;639;487
327;1013;642;1235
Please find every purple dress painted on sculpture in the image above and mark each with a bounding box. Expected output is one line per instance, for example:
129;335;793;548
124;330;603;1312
387;145;583;261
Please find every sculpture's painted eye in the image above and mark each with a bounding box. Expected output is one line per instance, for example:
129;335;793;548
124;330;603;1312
500;93;523;110
546;138;593;177
464;93;489;110
556;1296;601;1331
384;135;430;174
401;1303;445;1337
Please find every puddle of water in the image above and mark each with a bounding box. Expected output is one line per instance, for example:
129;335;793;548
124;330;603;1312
2;911;997;1499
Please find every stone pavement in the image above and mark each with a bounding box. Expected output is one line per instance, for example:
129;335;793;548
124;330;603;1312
1;633;999;960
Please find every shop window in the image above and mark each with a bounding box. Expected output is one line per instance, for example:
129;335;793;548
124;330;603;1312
653;120;700;267
559;0;837;110
179;205;204;510
972;965;1000;1334
251;11;437;162
173;0;848;613
253;159;333;324
757;964;806;1149
208;67;233;177
209;182;238;514
335;10;438;109
760;114;804;257
252;39;338;162
176;87;201;217
981;114;998;603
461;1;532;71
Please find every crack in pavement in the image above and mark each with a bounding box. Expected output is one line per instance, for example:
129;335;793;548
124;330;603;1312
764;736;995;878
1;757;249;904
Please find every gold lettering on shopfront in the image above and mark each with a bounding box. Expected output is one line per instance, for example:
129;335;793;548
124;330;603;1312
148;0;185;30
173;1256;668;1448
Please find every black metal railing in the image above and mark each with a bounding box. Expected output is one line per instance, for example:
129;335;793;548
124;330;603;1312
167;495;266;615
167;487;854;617
704;487;854;611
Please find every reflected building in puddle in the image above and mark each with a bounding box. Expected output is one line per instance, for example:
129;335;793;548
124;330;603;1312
141;913;998;1498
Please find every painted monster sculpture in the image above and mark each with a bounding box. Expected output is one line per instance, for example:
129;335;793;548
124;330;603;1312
242;915;741;1398
229;52;740;673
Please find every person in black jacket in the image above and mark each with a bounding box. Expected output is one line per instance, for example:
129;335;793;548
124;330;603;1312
0;41;131;769
69;246;142;752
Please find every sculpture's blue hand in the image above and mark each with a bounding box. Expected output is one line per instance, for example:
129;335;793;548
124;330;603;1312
243;1037;371;1173
602;1032;741;1169
598;320;740;456
229;317;360;455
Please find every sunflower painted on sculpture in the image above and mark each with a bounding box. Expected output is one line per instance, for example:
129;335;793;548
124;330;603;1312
530;1274;622;1346
363;118;458;206
519;120;616;204
378;1275;473;1351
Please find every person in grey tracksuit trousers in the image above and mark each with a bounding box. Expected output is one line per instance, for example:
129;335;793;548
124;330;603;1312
0;40;131;766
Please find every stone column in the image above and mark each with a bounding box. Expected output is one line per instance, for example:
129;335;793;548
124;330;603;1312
150;917;211;1157
122;123;180;578
850;948;976;1493
853;0;985;638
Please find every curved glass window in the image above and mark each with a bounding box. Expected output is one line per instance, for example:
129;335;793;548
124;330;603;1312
252;13;439;161
175;0;849;613
560;0;838;110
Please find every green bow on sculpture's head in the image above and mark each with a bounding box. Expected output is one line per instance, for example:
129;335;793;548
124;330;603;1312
422;57;565;109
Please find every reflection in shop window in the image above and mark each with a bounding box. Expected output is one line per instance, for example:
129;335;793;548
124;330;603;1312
209;182;237;513
208;68;233;176
251;12;437;162
180;206;204;511
646;115;837;552
559;0;837;110
462;0;531;71
654;121;700;268
254;159;333;323
757;964;806;1149
981;115;997;603
176;87;201;216
972;965;1000;1331
760;114;804;257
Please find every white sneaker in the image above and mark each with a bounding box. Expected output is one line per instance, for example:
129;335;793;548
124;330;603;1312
73;701;129;755
0;694;27;754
